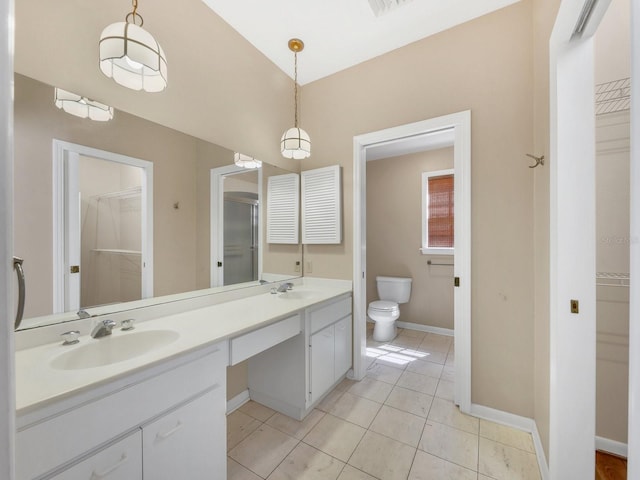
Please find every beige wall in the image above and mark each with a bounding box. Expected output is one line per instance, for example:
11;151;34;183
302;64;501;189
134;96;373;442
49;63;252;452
367;149;454;330
303;2;536;417
595;0;631;85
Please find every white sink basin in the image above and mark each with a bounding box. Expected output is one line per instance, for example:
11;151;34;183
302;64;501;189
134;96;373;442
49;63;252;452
277;290;319;300
50;330;180;370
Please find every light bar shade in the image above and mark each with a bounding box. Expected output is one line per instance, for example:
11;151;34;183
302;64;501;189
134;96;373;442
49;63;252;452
234;153;262;169
281;127;311;159
99;22;167;92
54;88;114;121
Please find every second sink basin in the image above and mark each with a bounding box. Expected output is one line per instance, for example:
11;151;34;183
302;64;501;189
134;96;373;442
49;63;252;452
277;289;319;300
50;329;180;370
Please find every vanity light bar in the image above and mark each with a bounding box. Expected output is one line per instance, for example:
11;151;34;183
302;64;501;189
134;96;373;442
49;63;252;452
54;88;114;122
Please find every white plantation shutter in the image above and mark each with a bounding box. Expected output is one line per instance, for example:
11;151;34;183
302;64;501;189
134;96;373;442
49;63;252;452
267;173;299;244
301;165;342;244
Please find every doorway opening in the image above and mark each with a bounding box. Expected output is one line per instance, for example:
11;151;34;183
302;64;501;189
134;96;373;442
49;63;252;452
52;140;153;313
353;111;472;412
210;165;262;288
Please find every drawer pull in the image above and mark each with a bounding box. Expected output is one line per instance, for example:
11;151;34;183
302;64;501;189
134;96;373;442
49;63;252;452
90;453;128;479
156;421;183;440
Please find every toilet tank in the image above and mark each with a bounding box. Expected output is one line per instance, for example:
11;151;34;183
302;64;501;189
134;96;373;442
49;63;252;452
376;276;412;304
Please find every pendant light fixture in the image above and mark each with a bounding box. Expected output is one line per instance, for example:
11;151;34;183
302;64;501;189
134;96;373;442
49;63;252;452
234;152;262;169
281;39;311;159
99;0;167;92
54;88;114;121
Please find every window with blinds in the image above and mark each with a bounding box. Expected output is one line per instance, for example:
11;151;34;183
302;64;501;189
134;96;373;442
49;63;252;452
422;169;454;253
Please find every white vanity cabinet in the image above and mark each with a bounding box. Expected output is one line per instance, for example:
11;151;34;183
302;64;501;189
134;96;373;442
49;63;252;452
16;342;227;480
248;294;352;419
308;297;353;404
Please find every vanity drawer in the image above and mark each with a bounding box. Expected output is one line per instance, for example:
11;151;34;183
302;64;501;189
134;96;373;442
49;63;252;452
48;430;142;480
143;389;226;480
309;295;352;334
16;342;227;480
230;314;301;365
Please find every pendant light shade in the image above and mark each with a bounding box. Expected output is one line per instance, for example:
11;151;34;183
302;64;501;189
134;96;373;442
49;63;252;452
281;127;311;159
54;88;114;121
99;1;167;92
234;152;262;169
281;38;311;159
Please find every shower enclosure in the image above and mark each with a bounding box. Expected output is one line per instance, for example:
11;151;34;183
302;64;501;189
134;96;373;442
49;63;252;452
223;192;259;285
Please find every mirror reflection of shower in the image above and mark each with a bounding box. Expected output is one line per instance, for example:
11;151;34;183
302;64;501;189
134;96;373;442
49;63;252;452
223;171;259;286
79;155;145;308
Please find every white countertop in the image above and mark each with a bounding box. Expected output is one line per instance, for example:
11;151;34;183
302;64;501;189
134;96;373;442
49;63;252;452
15;279;351;416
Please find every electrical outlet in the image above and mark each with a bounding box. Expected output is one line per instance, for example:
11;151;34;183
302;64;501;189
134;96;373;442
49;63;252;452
306;261;313;274
294;261;301;273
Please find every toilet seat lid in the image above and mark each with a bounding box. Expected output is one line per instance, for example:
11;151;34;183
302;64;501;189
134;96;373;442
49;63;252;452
369;300;398;312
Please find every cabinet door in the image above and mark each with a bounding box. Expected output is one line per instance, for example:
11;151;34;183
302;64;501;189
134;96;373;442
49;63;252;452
49;430;142;480
143;389;225;480
334;316;352;380
310;325;335;404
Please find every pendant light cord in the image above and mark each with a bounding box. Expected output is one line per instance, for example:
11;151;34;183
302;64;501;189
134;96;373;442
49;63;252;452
294;51;299;128
126;0;144;26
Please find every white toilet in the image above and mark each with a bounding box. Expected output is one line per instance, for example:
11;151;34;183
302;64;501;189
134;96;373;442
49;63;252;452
368;276;412;342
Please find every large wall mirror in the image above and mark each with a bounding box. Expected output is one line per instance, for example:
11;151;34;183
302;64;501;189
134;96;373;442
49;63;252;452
14;74;302;330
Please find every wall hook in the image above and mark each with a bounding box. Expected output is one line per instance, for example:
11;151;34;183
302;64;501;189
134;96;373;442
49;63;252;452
526;153;545;168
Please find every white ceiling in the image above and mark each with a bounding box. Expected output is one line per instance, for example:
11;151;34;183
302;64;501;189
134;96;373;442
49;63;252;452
201;0;520;85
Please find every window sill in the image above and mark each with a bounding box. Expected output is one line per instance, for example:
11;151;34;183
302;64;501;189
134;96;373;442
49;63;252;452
420;247;454;256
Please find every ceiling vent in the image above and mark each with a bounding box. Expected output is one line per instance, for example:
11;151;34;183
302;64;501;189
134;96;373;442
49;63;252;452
367;0;414;17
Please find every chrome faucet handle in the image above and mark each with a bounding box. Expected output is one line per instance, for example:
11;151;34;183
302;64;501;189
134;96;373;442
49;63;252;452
61;331;80;346
121;319;135;331
91;319;117;338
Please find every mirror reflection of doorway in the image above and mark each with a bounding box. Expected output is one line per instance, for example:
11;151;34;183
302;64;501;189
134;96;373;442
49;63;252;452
211;165;261;288
223;192;259;285
53;140;153;314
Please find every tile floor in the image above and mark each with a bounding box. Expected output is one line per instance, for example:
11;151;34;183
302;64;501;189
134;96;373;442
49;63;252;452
227;326;542;480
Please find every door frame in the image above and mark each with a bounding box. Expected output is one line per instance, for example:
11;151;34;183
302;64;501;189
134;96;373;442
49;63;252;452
52;140;154;313
352;110;472;412
210;164;263;287
629;1;640;475
547;0;635;477
0;0;14;478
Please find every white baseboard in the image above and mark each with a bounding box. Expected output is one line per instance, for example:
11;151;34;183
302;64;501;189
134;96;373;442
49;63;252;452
226;389;250;414
396;321;454;337
531;420;550;480
596;436;628;458
469;403;549;480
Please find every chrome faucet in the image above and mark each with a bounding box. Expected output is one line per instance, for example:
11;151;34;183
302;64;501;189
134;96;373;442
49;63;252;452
91;319;117;338
276;282;294;293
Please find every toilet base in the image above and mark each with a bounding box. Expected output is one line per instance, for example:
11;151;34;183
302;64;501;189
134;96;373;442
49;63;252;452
372;319;397;342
